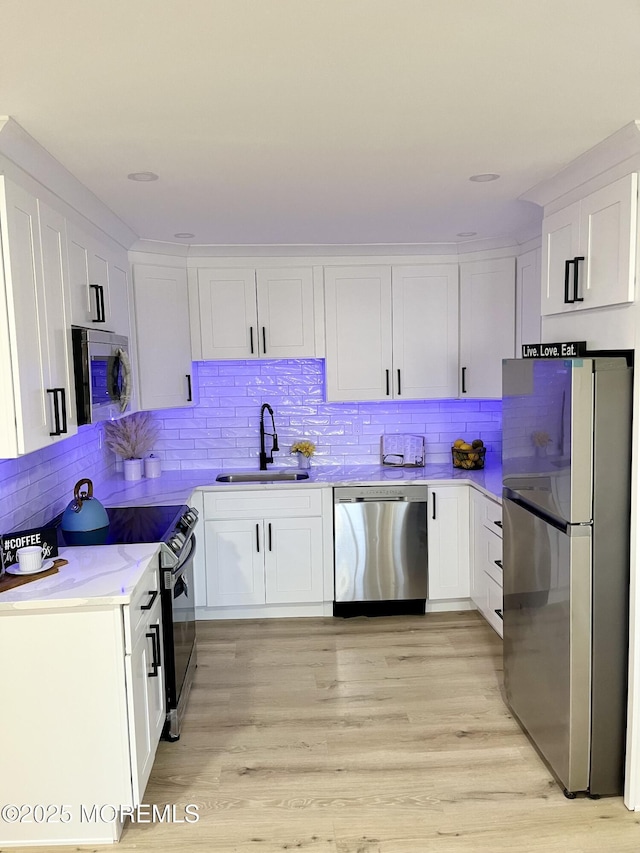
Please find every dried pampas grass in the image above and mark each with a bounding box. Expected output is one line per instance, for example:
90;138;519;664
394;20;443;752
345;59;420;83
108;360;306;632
103;412;160;459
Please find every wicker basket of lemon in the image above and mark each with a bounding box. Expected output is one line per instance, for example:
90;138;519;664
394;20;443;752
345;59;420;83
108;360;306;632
451;438;486;470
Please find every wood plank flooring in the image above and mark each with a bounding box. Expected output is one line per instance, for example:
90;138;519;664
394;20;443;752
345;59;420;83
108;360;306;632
8;612;640;852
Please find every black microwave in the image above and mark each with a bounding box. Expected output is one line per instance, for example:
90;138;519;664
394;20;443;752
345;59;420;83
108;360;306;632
71;327;133;425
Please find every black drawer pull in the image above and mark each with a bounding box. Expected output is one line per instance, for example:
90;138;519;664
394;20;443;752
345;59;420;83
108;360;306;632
494;520;503;529
494;559;503;569
461;366;467;394
495;609;503;621
141;589;158;610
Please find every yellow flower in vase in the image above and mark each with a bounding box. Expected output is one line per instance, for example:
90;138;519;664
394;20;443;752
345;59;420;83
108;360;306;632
291;440;316;469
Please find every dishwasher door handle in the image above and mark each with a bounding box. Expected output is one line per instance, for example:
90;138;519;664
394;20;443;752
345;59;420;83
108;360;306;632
337;496;409;503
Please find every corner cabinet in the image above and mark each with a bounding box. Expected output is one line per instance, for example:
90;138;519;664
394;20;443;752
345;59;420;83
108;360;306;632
459;257;515;398
199;487;333;616
0;177;78;456
133;264;194;410
324;263;459;402
0;557;165;845
541;173;637;315
192;266;318;359
427;485;470;601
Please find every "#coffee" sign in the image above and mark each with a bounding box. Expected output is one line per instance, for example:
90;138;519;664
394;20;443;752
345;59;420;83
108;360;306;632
1;526;58;570
522;341;586;359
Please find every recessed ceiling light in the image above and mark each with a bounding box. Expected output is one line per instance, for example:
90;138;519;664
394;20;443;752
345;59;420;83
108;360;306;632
174;233;195;239
469;173;500;182
457;231;477;238
127;171;159;182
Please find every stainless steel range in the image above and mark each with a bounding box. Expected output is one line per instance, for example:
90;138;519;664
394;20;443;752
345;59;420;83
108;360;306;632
55;503;199;741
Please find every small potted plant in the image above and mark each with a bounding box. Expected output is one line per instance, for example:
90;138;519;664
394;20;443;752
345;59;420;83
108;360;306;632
103;412;160;481
290;439;316;470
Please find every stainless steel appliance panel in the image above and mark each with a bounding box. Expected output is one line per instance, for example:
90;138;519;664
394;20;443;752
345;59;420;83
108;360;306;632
503;496;592;793
334;486;428;602
502;358;594;523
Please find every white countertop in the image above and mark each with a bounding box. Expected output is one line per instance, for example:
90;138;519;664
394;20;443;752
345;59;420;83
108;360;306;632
0;543;160;612
97;456;503;508
1;458;501;612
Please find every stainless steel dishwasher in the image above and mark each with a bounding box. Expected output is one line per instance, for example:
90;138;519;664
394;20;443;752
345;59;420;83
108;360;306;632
333;485;428;617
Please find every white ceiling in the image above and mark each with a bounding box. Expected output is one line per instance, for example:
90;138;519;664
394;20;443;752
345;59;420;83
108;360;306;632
2;0;640;248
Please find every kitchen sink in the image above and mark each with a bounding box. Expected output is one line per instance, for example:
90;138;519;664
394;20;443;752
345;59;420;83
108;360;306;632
215;470;310;483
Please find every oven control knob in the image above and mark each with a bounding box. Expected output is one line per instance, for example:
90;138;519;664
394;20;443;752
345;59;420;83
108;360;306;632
169;533;185;553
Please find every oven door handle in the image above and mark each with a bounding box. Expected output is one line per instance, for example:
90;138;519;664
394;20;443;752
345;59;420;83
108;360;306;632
165;533;197;592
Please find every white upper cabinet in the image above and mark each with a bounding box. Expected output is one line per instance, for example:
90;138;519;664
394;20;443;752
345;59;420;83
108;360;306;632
391;264;459;399
324;265;393;401
324;263;459;402
541;173;637;315
0;177;76;457
67;220;131;336
256;268;315;358
133;264;194;410
194;266;316;359
516;248;542;352
459;257;516;399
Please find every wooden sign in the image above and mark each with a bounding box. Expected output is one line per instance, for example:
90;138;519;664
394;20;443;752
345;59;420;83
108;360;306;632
521;341;586;359
0;526;58;571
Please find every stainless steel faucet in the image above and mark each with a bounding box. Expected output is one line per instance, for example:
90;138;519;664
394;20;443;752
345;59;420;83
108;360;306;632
259;403;279;470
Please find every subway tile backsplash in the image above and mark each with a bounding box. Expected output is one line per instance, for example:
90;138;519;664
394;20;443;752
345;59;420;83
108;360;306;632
0;424;115;535
0;358;502;534
154;359;502;470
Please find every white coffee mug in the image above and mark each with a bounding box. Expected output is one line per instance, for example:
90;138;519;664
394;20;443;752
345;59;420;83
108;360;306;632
17;545;44;573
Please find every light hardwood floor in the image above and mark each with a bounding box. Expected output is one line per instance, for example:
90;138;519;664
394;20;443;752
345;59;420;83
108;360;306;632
11;612;640;852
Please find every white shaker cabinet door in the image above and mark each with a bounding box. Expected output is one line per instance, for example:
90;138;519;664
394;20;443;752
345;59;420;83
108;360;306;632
459;257;515;399
108;253;132;338
197;268;258;359
264;516;324;604
427;486;470;601
516;248;542;352
578;173;637;310
324;265;393;401
205;519;266;606
541;201;581;316
256;267;315;357
133;264;193;410
391;264;459;399
66;220;97;325
0;178;49;455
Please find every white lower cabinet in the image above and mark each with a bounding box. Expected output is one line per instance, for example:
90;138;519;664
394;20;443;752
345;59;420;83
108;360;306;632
202;488;331;614
0;558;165;845
427;485;470;600
470;489;503;637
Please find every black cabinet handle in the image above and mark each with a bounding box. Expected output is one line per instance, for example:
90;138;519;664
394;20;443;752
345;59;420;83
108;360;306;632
186;374;192;402
432;491;437;520
495;609;503;621
256;523;260;552
146;624;160;677
397;369;401;396
494;520;503;529
249;326;254;354
262;326;267;355
58;388;68;434
385;369;390;396
47;389;61;436
268;522;272;551
90;284;106;322
564;259;574;304
573;256;585;302
141;589;158;611
461;366;467;394
494;559;503;569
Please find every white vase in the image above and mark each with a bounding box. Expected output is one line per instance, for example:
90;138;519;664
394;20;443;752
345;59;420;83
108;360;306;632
123;458;143;481
297;453;311;470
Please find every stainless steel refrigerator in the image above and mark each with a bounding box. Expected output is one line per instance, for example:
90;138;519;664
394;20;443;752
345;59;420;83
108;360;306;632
502;356;632;797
